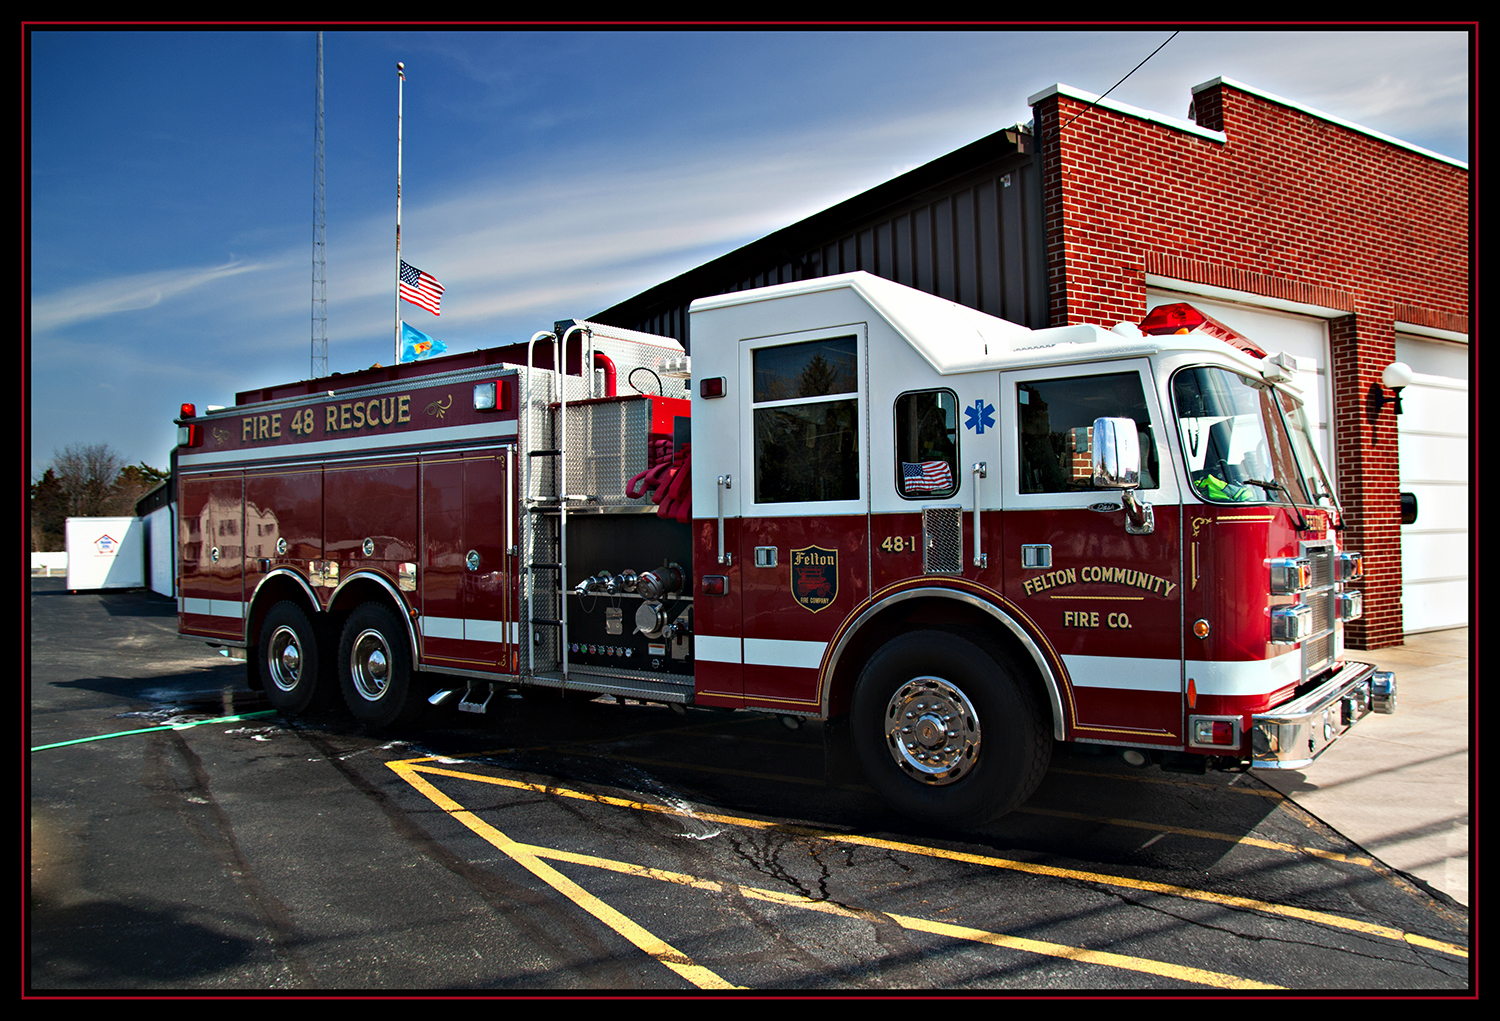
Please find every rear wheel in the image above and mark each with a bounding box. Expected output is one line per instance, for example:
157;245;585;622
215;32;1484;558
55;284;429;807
850;629;1050;827
338;602;426;729
259;601;330;716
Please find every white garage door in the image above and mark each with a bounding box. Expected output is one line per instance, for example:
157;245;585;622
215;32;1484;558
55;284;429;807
1394;334;1469;632
1147;292;1334;478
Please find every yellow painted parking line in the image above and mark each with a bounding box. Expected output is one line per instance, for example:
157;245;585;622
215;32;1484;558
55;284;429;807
595;754;1374;867
840;833;1469;961
404;761;785;831
425;750;1375;866
390;756;1468;961
388;759;739;990
523;842;1283;990
1019;806;1376;866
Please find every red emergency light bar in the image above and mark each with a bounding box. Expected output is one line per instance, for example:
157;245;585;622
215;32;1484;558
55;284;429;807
1139;303;1267;359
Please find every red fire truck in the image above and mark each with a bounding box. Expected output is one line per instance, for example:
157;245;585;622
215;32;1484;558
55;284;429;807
174;271;1394;826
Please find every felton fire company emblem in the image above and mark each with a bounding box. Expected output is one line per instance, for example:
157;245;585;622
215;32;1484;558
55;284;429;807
790;545;838;613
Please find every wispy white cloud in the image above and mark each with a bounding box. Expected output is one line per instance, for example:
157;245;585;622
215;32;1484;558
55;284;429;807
30;258;273;334
29;96;989;360
28;27;1470;472
337;103;1003;321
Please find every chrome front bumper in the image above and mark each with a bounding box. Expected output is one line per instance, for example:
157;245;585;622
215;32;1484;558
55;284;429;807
1251;660;1396;769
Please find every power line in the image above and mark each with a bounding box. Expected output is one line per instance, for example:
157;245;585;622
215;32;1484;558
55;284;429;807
1056;31;1180;136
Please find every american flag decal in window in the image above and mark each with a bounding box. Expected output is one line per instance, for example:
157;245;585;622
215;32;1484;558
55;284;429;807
902;460;954;493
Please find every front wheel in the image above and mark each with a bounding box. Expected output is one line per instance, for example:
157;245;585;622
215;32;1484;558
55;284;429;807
338;602;426;730
850;630;1050;827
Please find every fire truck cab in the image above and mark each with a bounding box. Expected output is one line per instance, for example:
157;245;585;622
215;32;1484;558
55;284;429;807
174;271;1394;827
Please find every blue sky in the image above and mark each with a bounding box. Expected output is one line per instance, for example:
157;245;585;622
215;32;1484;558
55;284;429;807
27;27;1472;475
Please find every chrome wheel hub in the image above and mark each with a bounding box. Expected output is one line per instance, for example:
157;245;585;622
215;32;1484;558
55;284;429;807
267;625;302;693
350;629;391;701
883;677;981;785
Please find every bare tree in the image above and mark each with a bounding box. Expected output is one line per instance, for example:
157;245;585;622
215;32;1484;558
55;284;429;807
30;444;170;550
49;442;125;518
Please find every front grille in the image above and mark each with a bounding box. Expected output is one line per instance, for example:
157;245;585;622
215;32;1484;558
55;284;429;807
1302;541;1335;678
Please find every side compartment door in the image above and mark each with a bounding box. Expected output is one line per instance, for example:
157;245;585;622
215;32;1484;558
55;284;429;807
420;447;517;673
736;325;869;714
243;465;324;606
178;469;245;640
998;360;1184;748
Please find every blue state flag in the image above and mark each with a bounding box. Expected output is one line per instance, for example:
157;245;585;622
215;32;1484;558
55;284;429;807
400;321;448;362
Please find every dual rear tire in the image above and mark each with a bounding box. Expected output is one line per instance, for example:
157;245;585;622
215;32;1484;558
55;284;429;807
337;602;427;730
260;601;332;716
258;599;426;730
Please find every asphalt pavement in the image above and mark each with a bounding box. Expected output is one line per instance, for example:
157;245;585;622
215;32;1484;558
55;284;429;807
1253;626;1471;907
26;570;1472;911
27;577;1470;992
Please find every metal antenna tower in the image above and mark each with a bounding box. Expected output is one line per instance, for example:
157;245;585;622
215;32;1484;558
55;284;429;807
311;31;328;379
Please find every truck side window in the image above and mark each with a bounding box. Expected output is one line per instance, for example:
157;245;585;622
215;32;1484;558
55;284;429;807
751;335;860;503
1018;372;1157;494
894;389;958;499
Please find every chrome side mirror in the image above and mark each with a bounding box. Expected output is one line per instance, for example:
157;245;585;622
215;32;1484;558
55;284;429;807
1092;417;1153;535
1092;417;1142;489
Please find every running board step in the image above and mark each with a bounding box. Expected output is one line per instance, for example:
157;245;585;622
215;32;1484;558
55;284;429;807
457;683;495;714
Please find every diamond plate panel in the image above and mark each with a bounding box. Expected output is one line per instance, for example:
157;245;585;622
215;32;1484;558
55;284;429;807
923;506;964;575
560;399;653;507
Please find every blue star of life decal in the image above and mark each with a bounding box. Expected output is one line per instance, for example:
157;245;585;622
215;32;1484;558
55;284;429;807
964;398;996;435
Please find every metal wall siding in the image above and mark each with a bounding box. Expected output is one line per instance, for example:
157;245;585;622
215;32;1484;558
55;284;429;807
894;216;913;287
957;190;977;307
913;205;933;294
598;149;1046;350
1003;173;1034;321
943;196;962;301
977;179;1000;315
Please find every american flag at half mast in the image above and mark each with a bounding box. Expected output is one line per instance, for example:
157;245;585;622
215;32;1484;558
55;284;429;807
399;260;444;316
902;460;954;493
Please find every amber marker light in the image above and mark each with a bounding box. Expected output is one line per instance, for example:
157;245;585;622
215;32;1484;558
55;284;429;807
1193;618;1211;639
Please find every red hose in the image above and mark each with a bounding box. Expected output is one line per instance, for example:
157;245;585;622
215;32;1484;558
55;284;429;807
657;444;691;523
625;440;691;523
626;438;674;499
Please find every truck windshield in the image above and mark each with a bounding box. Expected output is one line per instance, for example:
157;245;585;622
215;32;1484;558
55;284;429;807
1172;366;1335;508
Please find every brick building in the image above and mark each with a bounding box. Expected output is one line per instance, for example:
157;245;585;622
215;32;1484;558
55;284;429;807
595;76;1470;648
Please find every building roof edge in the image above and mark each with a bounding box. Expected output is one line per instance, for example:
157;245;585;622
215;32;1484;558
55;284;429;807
1193;76;1468;171
1026;83;1226;144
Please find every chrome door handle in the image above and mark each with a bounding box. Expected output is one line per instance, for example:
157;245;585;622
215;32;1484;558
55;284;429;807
717;474;733;565
972;462;988;569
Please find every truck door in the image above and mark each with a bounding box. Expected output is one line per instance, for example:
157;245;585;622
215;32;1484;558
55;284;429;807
734;325;869;713
419;446;517;674
998;360;1184;748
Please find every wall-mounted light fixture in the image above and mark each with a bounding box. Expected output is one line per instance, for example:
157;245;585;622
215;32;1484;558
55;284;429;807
1370;361;1414;418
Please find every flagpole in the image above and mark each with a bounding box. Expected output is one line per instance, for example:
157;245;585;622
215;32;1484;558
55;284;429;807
395;61;404;365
